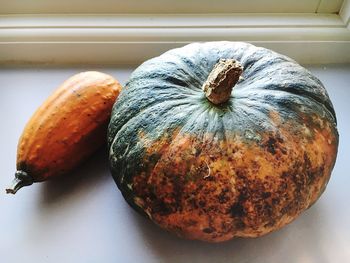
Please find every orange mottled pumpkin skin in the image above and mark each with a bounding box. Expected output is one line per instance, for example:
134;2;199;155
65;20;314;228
108;42;338;242
17;71;121;182
132;115;337;242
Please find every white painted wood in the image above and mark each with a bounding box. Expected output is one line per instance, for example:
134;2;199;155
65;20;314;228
0;14;344;28
1;27;350;42
0;0;321;14
317;0;344;13
0;13;349;64
1;41;349;65
340;0;350;27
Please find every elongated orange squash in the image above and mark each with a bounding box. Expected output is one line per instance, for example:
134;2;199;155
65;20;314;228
6;71;122;194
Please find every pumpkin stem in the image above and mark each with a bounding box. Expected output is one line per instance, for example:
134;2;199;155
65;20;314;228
6;170;33;194
202;59;243;105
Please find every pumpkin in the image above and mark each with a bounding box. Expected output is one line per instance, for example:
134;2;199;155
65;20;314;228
108;42;338;242
6;71;122;194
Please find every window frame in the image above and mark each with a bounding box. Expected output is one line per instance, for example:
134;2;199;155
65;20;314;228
0;0;344;14
0;0;349;65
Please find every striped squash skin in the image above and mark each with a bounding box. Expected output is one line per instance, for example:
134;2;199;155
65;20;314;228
108;42;338;242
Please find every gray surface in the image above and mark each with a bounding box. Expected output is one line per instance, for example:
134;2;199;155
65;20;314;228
0;65;349;263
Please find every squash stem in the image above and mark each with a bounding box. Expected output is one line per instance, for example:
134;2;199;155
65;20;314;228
202;58;243;105
6;170;33;194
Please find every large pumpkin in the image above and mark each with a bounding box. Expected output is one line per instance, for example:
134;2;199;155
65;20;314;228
108;42;338;242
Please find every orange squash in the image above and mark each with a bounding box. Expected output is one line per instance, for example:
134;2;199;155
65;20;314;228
6;71;122;194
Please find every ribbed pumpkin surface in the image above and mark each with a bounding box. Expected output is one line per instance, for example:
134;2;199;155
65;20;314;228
108;42;338;242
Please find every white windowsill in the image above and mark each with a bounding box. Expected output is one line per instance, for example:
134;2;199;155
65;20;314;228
0;2;349;65
0;64;349;263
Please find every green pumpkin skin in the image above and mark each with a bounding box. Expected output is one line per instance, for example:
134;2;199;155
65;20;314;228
108;42;338;242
